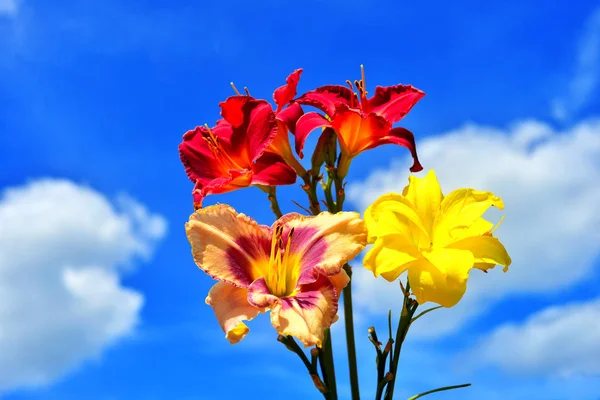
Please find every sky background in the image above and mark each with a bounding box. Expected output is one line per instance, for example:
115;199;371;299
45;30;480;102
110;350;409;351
1;0;600;399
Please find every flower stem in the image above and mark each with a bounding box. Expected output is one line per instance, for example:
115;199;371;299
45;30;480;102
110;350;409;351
319;329;338;400
407;383;472;400
278;335;331;399
265;186;283;219
342;264;360;400
384;283;418;400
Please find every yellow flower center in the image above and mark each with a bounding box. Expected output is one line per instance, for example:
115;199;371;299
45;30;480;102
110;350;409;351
264;225;300;298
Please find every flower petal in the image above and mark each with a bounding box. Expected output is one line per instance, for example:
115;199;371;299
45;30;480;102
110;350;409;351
446;235;512;272
206;282;263;344
364;193;430;245
363;235;419;279
219;96;277;162
276;212;367;285
362;127;423;172
401;170;443;233
273;69;303;113
328;268;350;295
191;170;253;209
330;106;390;157
277;102;304;134
252;152;298;186
270;275;339;347
367;84;425;123
294;112;332;158
433;189;504;247
185;204;271;287
409;248;474;307
296;85;358;116
179;126;223;183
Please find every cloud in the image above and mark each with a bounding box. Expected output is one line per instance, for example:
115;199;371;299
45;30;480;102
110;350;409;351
0;0;18;16
347;119;600;337
552;8;600;121
0;179;167;391
470;297;600;377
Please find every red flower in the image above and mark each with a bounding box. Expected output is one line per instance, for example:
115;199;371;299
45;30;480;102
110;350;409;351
294;66;425;176
179;96;297;209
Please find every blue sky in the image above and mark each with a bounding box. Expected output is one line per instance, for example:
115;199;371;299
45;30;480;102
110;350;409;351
1;0;600;399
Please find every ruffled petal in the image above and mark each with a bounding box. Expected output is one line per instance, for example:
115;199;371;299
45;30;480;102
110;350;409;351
206;282;263;344
276;212;367;285
446;235;512;272
219;96;278;162
363;235;420;279
361;127;423;172
409;248;474;307
273;69;303;113
252;152;298;186
433;189;504;247
364;193;430;246
190;170;253;209
328;268;350;295
185;204;271;287
296;85;358;116
270;275;339;348
294;112;332;158
367;84;425;123
401;170;443;233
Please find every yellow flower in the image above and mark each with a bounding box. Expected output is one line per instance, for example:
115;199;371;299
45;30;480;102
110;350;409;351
363;170;511;307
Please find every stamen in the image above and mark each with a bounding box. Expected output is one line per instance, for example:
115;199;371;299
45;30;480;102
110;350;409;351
360;64;367;96
244;87;251;96
490;215;506;234
230;82;242;96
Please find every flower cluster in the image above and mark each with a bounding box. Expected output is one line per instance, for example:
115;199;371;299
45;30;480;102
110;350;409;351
178;67;511;399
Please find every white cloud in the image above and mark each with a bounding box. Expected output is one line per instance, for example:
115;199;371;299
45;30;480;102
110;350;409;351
0;0;18;16
0;179;166;391
552;8;600;120
471;298;600;376
348;119;600;337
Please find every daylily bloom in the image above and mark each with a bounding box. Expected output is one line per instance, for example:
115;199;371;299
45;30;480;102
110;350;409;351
179;96;297;209
294;66;425;177
186;204;367;347
363;170;511;308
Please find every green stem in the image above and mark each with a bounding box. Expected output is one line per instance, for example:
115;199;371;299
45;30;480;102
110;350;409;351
384;285;418;400
342;264;360;400
408;383;472;400
278;335;331;399
319;329;338;400
303;172;322;216
266;186;283;219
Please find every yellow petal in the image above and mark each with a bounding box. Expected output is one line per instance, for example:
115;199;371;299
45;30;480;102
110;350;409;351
408;248;474;307
363;235;419;280
364;193;430;246
205;282;263;344
401;170;443;234
432;189;504;247
185;204;270;286
446;235;512;272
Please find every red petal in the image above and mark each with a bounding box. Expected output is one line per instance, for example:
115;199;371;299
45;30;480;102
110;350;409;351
179;126;222;183
273;69;303;113
294;112;332;159
367;84;425;123
296;85;358;116
363;127;423;172
252;152;298;186
277;102;304;134
220;96;278;162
